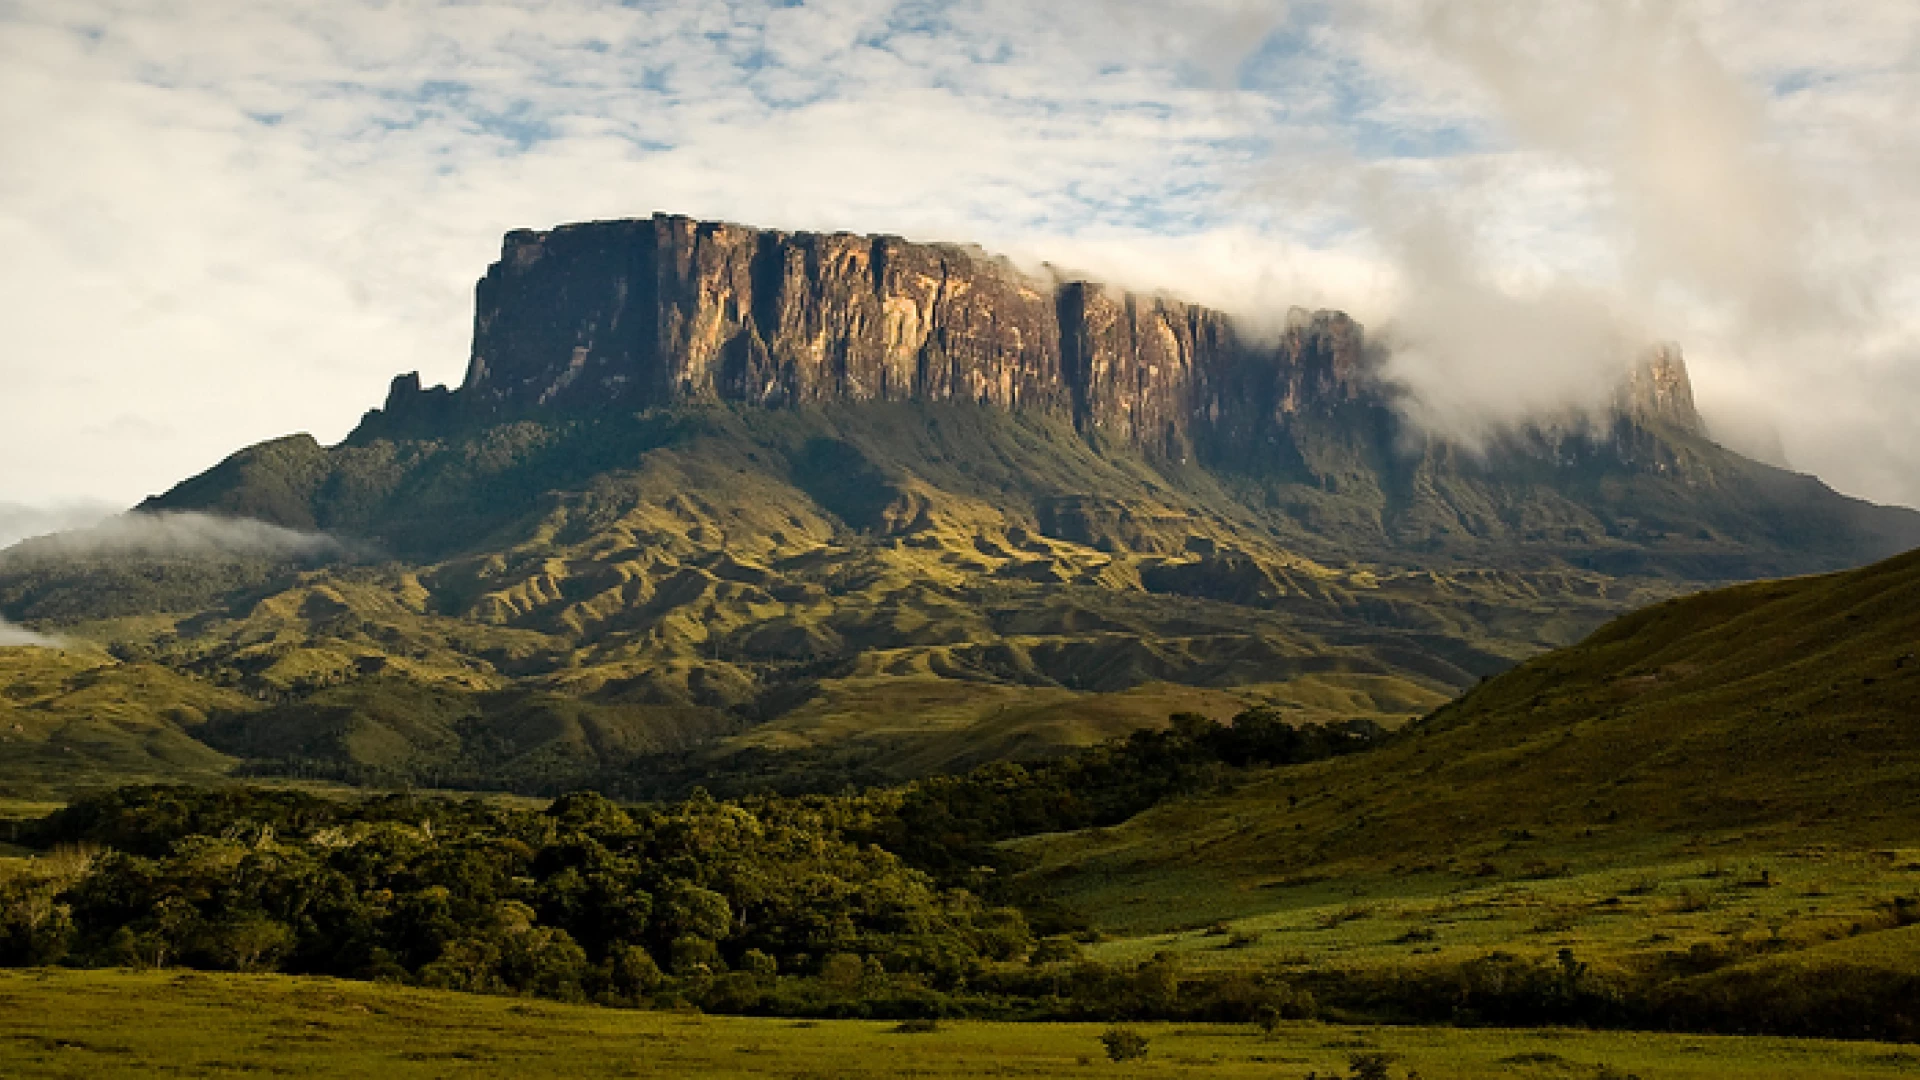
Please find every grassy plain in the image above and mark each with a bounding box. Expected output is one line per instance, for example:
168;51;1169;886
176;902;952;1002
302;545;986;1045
2;968;1918;1079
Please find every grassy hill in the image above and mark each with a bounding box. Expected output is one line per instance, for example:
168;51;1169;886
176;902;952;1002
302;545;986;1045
0;648;242;798
1012;545;1920;1027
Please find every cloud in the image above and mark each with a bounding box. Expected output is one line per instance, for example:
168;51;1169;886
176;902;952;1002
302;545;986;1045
0;501;123;550
0;0;1915;509
0;511;342;566
0;617;63;649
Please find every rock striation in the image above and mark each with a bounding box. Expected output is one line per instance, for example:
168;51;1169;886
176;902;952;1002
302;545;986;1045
373;213;1699;459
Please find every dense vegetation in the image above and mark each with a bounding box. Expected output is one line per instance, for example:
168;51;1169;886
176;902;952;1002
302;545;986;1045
5;785;1033;1016
0;709;1381;1017
852;710;1385;885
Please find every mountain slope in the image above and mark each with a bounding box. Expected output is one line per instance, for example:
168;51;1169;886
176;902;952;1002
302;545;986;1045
0;648;244;797
1022;544;1920;928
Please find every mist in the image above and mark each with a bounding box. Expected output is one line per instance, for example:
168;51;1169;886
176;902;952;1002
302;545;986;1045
1289;0;1920;492
0;616;61;648
0;511;342;565
0;501;123;551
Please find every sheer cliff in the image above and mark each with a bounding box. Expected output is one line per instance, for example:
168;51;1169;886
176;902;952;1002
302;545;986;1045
369;215;1385;461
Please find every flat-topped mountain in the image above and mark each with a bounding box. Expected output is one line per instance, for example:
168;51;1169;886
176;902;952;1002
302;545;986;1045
3;214;1917;797
371;213;1697;457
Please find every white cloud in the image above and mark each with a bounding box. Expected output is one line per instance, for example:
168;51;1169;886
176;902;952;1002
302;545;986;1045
0;511;341;564
0;0;1915;515
0;617;63;649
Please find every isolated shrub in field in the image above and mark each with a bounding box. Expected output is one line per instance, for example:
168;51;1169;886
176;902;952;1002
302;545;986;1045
1348;1052;1393;1080
1099;1026;1149;1061
1253;1003;1283;1037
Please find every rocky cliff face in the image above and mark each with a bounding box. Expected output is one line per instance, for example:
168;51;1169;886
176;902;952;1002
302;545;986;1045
374;213;1697;462
1621;343;1702;433
374;215;1388;459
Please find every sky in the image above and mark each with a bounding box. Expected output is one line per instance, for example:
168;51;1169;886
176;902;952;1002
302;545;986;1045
1;0;1916;526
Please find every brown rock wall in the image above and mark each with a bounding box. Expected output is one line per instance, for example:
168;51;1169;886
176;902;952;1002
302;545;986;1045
440;214;1692;460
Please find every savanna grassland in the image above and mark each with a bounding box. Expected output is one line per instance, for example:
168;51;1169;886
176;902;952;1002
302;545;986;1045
4;968;1920;1080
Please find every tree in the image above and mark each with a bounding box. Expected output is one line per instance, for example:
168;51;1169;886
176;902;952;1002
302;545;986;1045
209;914;294;972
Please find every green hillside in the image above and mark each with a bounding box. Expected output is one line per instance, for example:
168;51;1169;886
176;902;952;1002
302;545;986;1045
3;402;1714;795
1007;546;1920;1027
0;648;242;798
2;381;1916;797
1030;544;1920;891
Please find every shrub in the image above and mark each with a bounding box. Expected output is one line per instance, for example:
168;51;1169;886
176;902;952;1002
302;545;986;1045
1349;1052;1394;1080
1099;1026;1150;1062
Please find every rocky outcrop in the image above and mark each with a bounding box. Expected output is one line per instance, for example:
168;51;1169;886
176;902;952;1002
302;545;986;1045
1621;343;1702;434
371;215;1387;460
372;214;1699;459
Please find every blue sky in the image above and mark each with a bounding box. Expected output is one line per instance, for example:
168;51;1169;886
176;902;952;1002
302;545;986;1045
0;0;1916;530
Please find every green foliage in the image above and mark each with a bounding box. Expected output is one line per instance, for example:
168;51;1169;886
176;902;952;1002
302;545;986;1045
15;784;1029;1010
851;709;1385;884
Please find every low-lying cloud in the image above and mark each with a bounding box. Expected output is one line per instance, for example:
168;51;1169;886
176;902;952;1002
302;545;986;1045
0;616;62;648
0;511;343;565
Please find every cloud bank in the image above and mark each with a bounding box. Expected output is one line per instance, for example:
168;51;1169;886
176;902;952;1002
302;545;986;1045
0;0;1914;508
0;617;62;649
0;511;342;565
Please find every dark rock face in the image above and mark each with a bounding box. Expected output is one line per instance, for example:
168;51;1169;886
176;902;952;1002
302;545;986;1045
389;214;1410;461
460;217;1072;415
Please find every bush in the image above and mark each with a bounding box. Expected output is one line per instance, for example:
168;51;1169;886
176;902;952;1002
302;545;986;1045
1349;1052;1394;1080
1100;1026;1150;1062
